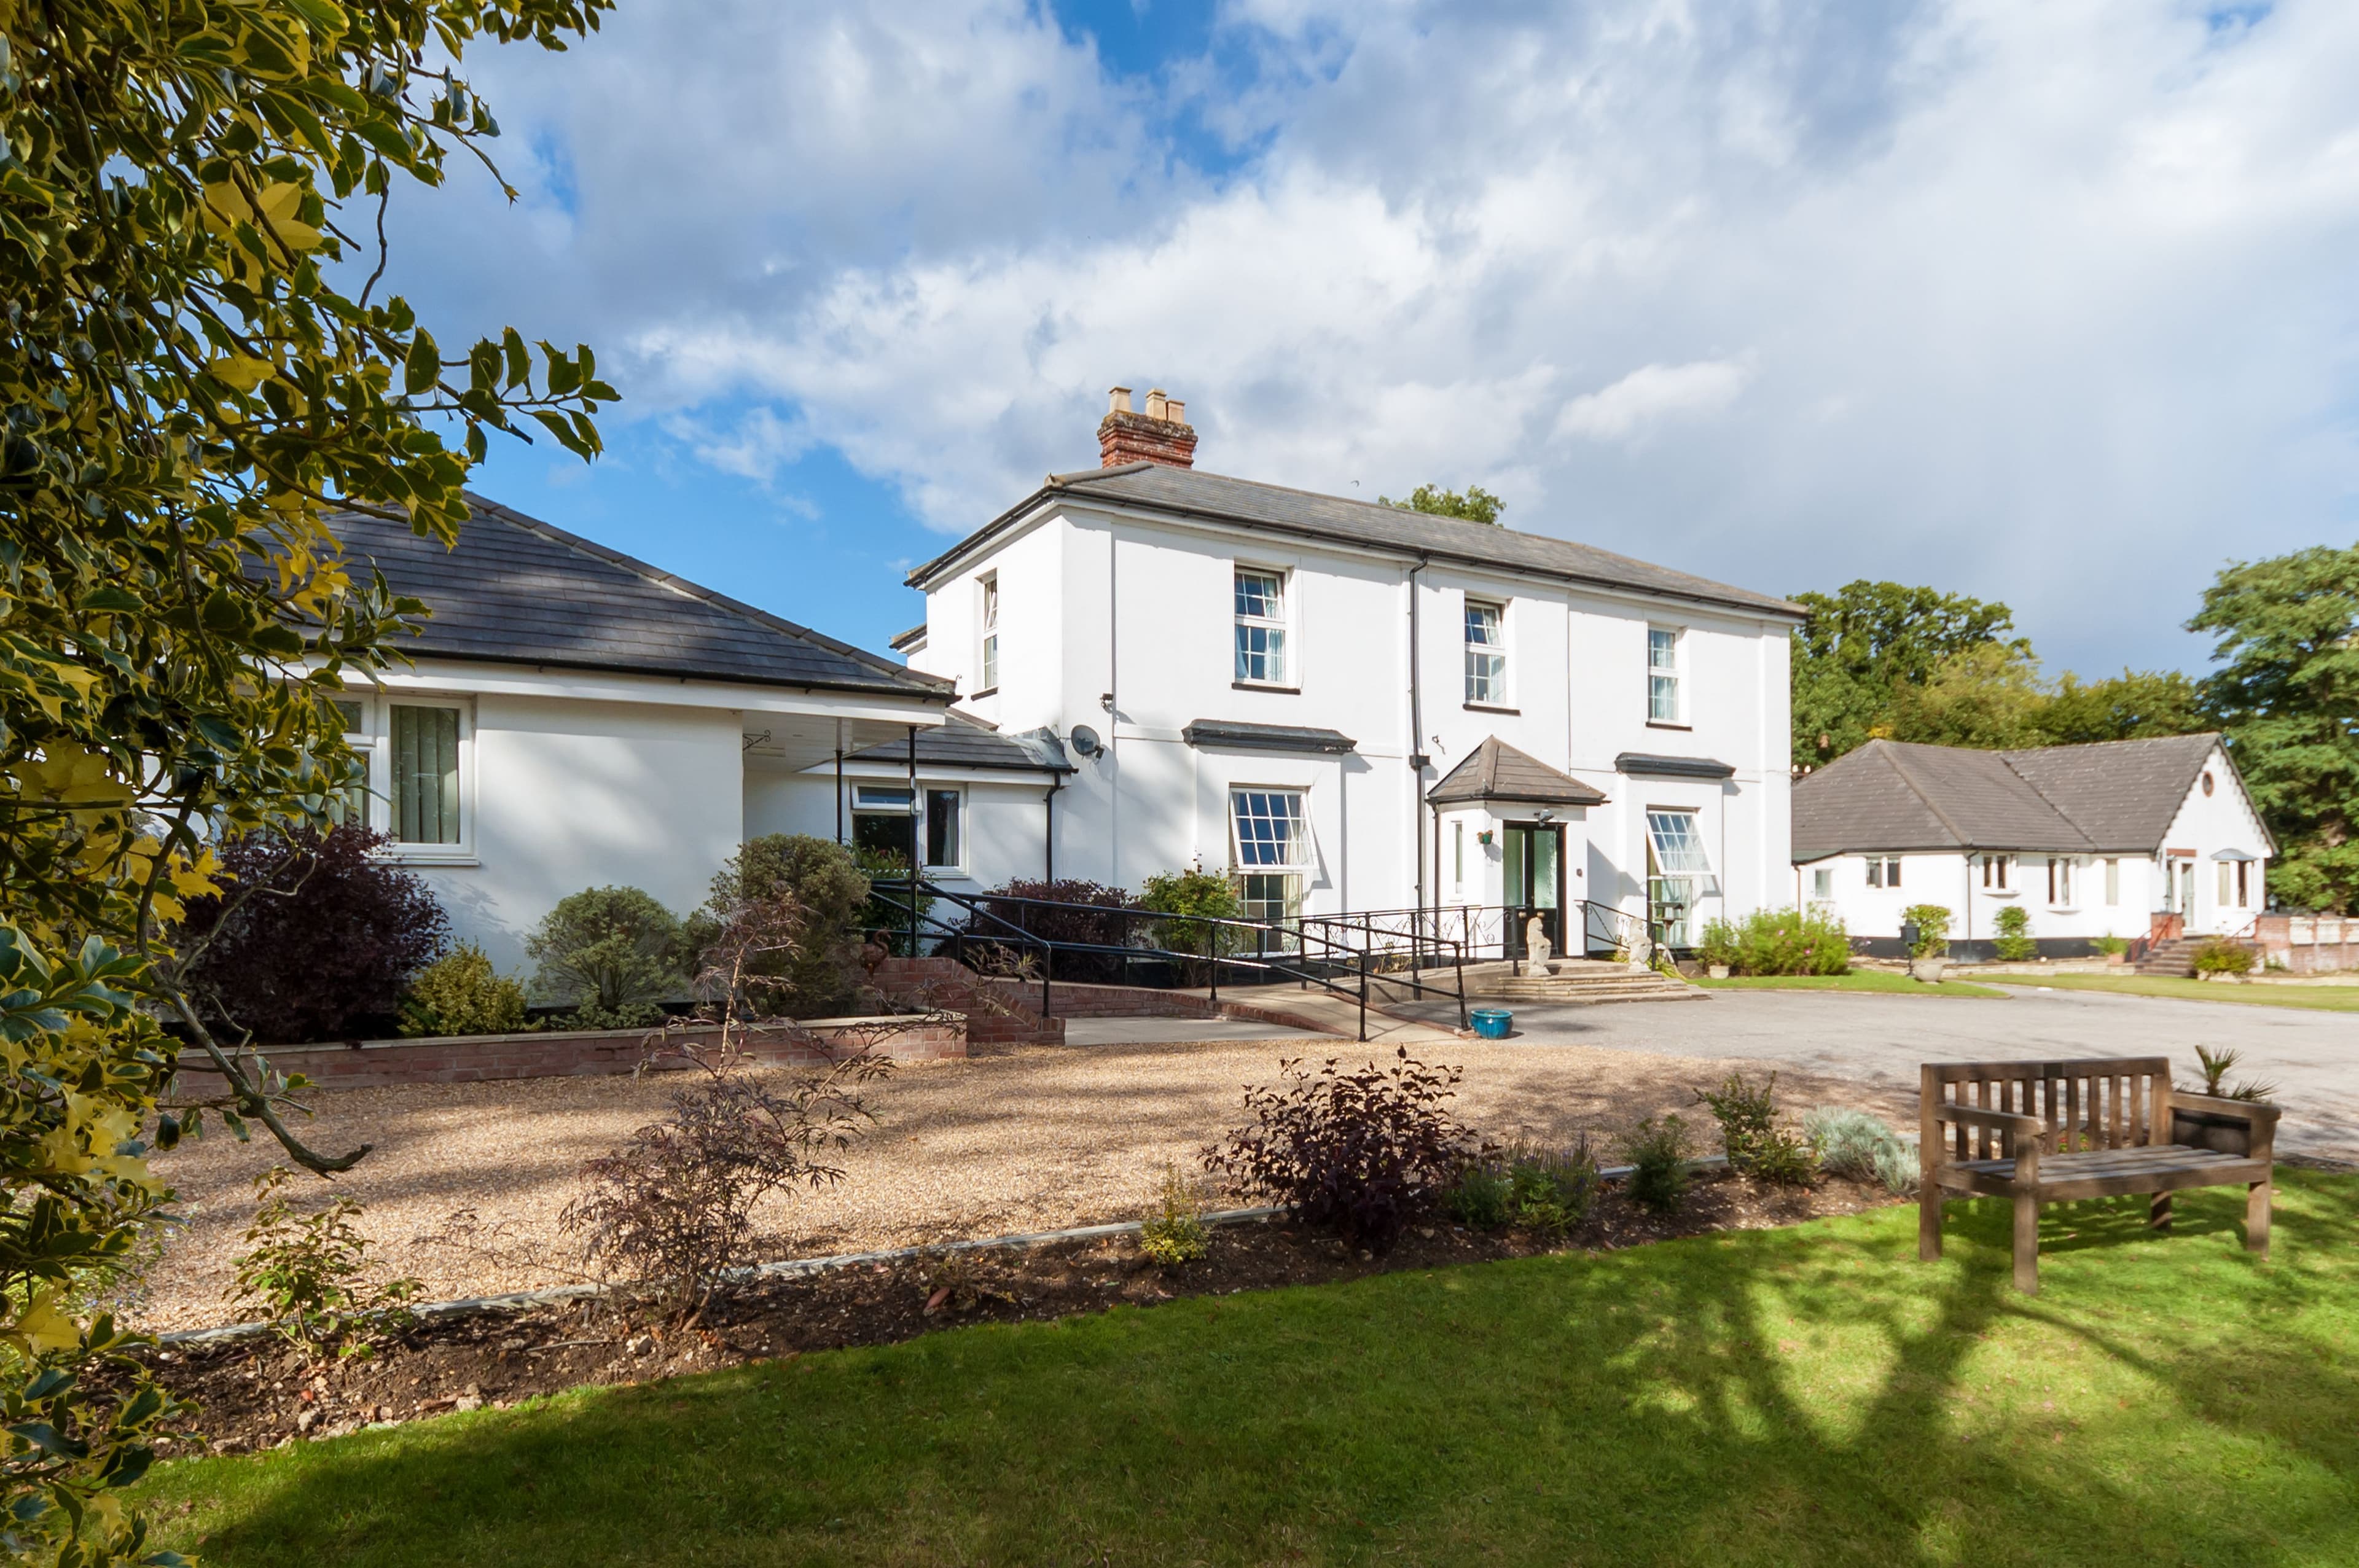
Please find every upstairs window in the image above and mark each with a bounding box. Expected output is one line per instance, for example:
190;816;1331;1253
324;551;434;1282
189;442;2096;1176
1464;600;1506;704
1864;856;1901;889
1234;569;1289;685
1648;626;1683;724
978;575;1000;693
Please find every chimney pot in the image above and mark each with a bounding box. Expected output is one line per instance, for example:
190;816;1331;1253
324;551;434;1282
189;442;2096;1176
1095;383;1197;470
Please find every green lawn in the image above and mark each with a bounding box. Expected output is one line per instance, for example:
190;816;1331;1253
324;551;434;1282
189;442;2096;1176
1695;969;2006;998
138;1172;2359;1567
1998;973;2359;1012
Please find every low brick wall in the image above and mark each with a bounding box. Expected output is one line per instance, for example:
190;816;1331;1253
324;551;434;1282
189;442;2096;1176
2255;913;2359;975
979;979;1221;1020
171;1016;965;1096
869;957;1066;1045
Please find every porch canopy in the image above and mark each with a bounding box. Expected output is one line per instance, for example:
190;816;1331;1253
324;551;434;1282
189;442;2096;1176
1426;737;1608;808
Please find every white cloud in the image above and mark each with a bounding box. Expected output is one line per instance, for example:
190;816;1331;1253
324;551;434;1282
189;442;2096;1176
663;405;812;484
396;0;2359;672
1555;359;1754;444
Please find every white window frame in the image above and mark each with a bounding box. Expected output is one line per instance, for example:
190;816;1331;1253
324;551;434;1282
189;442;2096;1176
1231;786;1309;931
1981;853;2014;892
1234;567;1291;687
923;786;966;873
977;574;1000;694
2104;857;2120;905
1864;855;1901;889
1452;820;1465;894
1463;598;1508;706
2048;856;2075;908
1811;866;1833;902
332;691;476;862
1647;625;1685;725
330;695;375;829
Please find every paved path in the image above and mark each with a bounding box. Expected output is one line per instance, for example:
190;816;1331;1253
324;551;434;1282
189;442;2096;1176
1390;985;2358;1164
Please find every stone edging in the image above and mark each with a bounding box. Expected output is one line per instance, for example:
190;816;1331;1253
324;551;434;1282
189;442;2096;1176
157;1155;1734;1349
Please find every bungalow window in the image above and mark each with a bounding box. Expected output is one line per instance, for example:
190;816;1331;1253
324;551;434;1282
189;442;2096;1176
389;702;464;846
2048;857;2073;906
1647;627;1683;724
330;696;372;827
2104;858;2120;905
1864;856;1901;889
1234;569;1289;685
1464;600;1506;704
978;575;1000;693
1980;853;2013;891
925;788;963;870
853;785;963;872
1232;787;1307;925
1452;820;1465;894
2237;860;2250;908
1811;867;1833;902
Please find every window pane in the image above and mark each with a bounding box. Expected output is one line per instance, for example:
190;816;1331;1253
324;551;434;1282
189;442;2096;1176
853;811;915;868
1649;673;1680;722
982;633;998;690
1232;790;1305;868
331;698;364;734
1648;628;1678;671
1235;571;1283;619
1812;867;1832;900
854;786;914;811
926;789;961;867
1235;623;1287;684
1865;857;1882;889
1465;603;1501;646
1645;811;1712;876
389;704;461;844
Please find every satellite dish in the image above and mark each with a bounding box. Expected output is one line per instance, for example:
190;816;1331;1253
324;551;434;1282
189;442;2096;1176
1069;725;1102;758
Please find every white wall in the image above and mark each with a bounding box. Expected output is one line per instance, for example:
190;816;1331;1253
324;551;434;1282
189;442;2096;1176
913;497;1798;934
407;692;745;975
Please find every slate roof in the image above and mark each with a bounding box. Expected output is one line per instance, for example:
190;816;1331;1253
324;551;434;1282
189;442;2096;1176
1791;734;2250;860
324;496;952;700
1427;737;1610;807
907;462;1804;620
1181;719;1358;754
843;712;1073;773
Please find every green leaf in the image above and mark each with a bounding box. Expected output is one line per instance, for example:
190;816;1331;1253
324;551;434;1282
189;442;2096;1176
404;330;440;396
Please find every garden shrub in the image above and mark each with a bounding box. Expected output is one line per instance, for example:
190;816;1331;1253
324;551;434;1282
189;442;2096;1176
1138;1163;1211;1267
852;844;937;958
399;942;532;1037
2193;1045;2276;1102
2193;938;2255;976
1802;1107;1918;1195
1204;1048;1477;1251
696;833;873;1013
229;1168;420;1359
1694;1071;1817;1185
1139;863;1246;966
1707;907;1850;976
2092;933;2131;958
1992;904;2036;961
174;823;449;1042
1615;1115;1695;1214
528;886;688;1029
561;1043;891;1318
1899;903;1952;958
973;878;1136;981
1502;1137;1600;1237
1445;1156;1514;1229
1694;918;1740;971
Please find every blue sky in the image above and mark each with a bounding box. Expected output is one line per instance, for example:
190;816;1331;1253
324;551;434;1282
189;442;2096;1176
388;0;2359;676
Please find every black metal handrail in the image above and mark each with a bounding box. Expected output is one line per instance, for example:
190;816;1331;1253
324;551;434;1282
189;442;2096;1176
862;880;1473;1040
1296;900;1678;978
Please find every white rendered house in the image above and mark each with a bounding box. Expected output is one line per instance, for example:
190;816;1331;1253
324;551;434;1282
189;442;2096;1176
897;388;1805;954
323;498;980;972
1791;735;2272;956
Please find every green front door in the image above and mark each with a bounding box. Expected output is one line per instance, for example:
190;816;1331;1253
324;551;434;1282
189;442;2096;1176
1503;823;1563;958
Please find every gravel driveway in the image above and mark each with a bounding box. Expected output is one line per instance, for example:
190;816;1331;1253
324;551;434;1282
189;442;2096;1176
1391;986;2359;1163
133;1033;1901;1334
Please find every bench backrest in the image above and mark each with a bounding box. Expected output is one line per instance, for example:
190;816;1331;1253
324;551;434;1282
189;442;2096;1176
1922;1057;2173;1160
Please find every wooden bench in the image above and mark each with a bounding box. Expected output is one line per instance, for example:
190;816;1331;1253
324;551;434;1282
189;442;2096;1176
1919;1056;2280;1295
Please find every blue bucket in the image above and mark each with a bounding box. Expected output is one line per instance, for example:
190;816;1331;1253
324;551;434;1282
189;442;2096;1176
1470;1008;1513;1040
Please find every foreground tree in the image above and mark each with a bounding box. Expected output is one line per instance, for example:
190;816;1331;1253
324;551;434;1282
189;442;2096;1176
2188;542;2359;913
0;1;614;1558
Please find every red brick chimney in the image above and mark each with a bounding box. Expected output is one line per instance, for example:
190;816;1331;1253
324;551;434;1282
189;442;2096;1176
1096;385;1196;469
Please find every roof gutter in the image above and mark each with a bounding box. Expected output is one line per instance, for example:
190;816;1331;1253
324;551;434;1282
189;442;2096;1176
907;482;1805;622
399;649;956;704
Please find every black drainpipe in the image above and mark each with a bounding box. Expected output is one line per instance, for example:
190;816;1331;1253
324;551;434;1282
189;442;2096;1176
1044;776;1062;883
905;725;920;954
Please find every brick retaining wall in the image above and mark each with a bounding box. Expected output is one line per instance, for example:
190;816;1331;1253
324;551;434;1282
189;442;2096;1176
171;1016;964;1096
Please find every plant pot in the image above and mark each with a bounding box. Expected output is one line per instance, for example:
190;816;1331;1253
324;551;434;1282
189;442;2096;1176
2104;953;2126;965
1909;958;1949;984
1706;964;1731;980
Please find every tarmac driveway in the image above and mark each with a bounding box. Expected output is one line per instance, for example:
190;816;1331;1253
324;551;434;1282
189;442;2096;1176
1395;985;2358;1164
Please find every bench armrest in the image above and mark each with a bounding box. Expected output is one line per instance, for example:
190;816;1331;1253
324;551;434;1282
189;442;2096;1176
2172;1092;2281;1125
1930;1104;2042;1136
